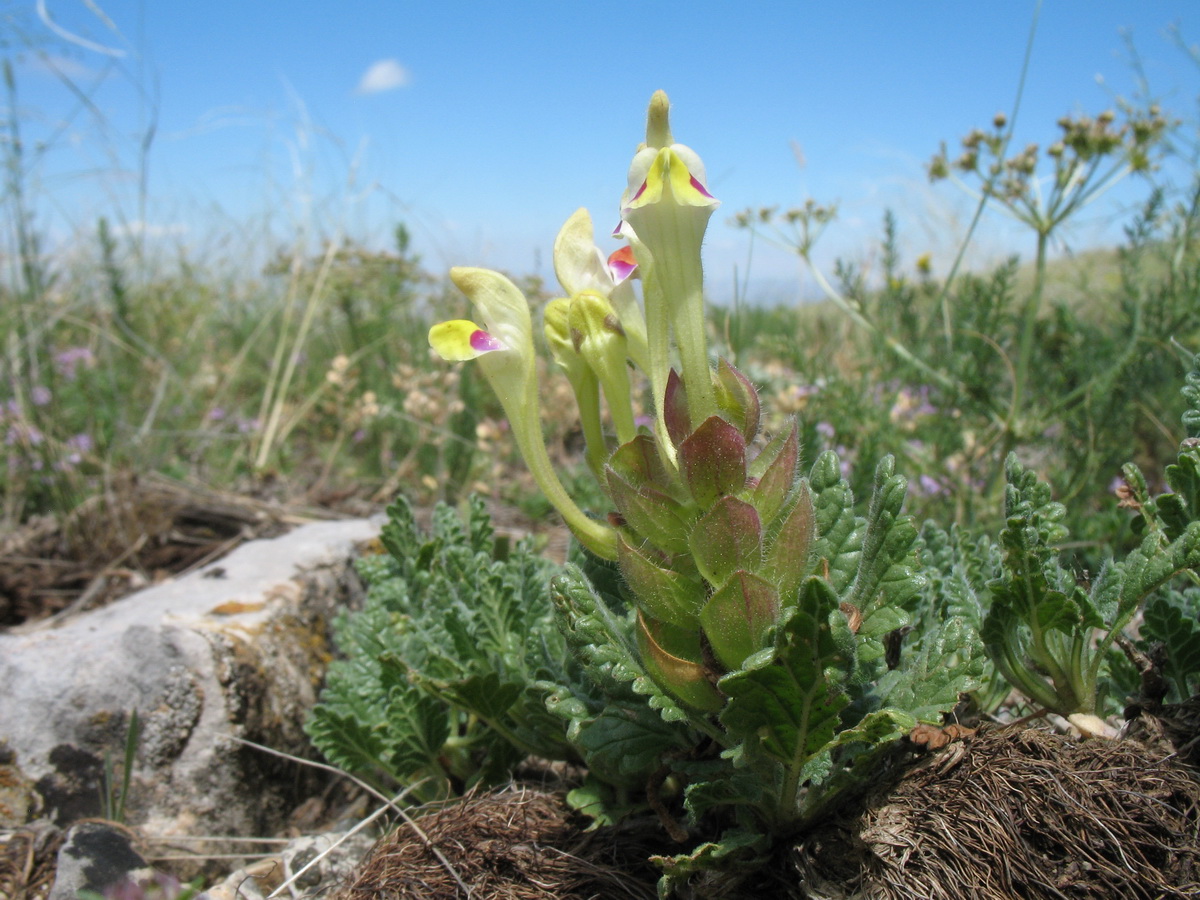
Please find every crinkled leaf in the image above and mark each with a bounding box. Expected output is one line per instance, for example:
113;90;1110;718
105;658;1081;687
653;829;769;899
309;497;576;791
381;682;454;778
304;706;400;790
682;769;777;825
808;451;863;592
719;577;854;767
550;565;695;724
1142;590;1200;700
430;671;523;721
875;617;984;721
573;701;694;781
843;457;922;672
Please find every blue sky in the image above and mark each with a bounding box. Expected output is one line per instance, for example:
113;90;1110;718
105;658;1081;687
8;1;1200;303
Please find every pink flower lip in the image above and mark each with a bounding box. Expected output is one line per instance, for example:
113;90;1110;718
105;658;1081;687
689;175;713;198
608;246;638;283
470;329;505;353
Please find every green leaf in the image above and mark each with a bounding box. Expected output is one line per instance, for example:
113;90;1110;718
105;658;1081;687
566;775;625;827
304;706;400;789
843;457;922;669
550;565;694;724
682;767;776;824
1142;591;1200;700
653;829;769;900
714;358;761;442
876;616;984;722
762;479;815;605
808;451;863;593
700;571;780;671
617;535;706;628
381;682;454;777
309;496;579;792
749;423;799;527
719;577;854;768
432;671;523;720
573;702;693;781
679;415;748;507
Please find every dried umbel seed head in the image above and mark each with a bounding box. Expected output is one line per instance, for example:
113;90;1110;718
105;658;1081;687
955;150;979;173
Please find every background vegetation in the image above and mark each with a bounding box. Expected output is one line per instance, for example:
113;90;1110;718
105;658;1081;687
2;46;1198;577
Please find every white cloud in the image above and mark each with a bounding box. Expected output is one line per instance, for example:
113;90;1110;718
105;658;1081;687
355;59;410;95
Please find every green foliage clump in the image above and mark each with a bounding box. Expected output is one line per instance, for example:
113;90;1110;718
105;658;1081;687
307;356;1200;894
306;495;590;796
915;356;1200;720
546;453;982;887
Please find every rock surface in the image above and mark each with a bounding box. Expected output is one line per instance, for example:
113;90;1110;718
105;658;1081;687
48;821;150;900
0;517;378;845
201;828;378;900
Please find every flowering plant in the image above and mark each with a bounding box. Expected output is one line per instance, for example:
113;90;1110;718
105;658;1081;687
306;90;1200;895
425;92;982;885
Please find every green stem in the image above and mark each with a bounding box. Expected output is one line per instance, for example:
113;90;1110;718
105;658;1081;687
572;369;609;480
508;387;617;560
933;0;1041;349
1007;228;1049;449
805;256;960;394
777;696;813;828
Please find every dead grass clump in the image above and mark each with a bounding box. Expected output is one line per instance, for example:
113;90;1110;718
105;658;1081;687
796;727;1200;900
0;822;60;900
337;785;659;900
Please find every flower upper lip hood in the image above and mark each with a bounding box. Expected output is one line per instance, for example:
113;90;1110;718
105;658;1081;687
620;90;718;219
618;90;721;443
555;207;634;298
552;208;648;373
428;267;535;412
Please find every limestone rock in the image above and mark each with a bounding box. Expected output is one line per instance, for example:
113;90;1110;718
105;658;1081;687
48;821;149;900
0;518;378;843
201;829;377;900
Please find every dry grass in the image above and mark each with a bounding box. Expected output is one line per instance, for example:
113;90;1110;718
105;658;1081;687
796;726;1200;900
336;784;660;900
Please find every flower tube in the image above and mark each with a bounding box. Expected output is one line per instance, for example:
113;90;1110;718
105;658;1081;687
430;267;617;559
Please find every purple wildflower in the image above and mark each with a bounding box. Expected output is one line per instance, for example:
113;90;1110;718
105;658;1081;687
54;346;96;380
